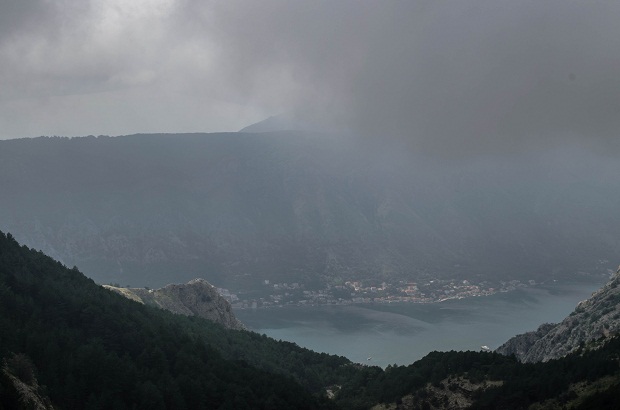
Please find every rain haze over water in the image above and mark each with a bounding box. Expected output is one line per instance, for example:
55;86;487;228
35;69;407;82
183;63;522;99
237;282;604;367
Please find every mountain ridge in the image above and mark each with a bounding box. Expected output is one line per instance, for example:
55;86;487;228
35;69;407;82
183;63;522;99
1;133;618;291
0;230;354;408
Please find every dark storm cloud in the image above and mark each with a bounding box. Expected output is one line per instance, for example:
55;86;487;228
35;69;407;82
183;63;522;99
187;0;620;154
1;0;619;154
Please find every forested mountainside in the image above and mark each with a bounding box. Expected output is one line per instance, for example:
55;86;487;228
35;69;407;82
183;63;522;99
104;279;245;330
496;268;620;363
0;230;355;409
1;231;620;409
1;133;619;290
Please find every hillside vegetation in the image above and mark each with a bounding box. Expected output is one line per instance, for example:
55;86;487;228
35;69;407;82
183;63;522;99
2;230;620;409
0;231;355;409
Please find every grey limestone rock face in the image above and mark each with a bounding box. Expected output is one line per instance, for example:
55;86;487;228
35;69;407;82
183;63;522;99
496;270;620;363
494;323;556;360
105;278;245;330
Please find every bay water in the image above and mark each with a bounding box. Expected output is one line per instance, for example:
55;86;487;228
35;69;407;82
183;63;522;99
235;282;604;368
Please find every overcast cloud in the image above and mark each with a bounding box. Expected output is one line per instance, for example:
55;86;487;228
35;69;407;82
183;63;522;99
1;0;619;154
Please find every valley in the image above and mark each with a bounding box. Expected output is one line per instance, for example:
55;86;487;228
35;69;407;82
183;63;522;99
4;2;620;407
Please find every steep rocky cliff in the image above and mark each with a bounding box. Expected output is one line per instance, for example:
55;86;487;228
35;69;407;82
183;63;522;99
496;269;620;362
104;279;245;330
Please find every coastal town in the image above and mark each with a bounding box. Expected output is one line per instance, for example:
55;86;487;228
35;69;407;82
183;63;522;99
219;278;537;309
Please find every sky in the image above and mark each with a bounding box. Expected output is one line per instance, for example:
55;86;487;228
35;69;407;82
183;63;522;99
1;1;619;155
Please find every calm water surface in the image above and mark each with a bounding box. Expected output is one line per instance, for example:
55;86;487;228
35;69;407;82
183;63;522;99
235;282;604;368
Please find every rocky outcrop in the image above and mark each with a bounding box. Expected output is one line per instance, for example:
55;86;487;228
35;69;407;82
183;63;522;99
493;323;556;361
104;279;245;330
375;376;503;410
496;270;620;362
1;353;55;410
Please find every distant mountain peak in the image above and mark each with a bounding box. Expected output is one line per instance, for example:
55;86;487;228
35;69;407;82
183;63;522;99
239;113;309;133
239;112;343;133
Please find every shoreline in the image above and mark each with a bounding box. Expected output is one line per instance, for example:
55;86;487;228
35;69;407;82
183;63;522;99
233;276;607;311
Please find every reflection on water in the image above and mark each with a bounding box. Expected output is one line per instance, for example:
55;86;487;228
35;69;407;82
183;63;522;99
235;282;604;368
